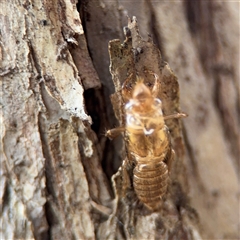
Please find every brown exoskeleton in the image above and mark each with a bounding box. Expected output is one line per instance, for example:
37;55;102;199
107;72;187;211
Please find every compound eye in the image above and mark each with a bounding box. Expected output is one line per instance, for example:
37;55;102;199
126;114;141;127
126;82;133;90
145;82;153;88
154;98;162;108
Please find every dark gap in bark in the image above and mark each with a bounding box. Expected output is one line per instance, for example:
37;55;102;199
42;202;53;240
83;88;102;135
78;0;122;179
44;200;57;228
78;0;91;29
102;137;122;179
83;87;120;180
147;1;166;61
184;0;201;35
78;0;93;60
2;179;10;211
28;41;42;78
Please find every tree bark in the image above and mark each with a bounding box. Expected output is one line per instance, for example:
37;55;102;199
1;1;239;240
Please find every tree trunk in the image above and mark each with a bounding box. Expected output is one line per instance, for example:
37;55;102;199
1;1;238;240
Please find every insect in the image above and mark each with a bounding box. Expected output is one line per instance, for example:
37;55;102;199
107;71;187;211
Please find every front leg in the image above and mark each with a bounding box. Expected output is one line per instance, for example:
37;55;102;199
105;126;125;139
164;112;187;120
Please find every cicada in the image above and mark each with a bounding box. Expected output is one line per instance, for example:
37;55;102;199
107;72;187;211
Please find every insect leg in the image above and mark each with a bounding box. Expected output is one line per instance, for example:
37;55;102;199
105;126;125;139
163;112;188;120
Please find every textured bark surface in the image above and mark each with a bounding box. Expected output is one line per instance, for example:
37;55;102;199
1;0;239;240
83;1;239;239
0;1;103;239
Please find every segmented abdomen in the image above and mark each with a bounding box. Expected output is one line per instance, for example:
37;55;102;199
133;159;169;210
